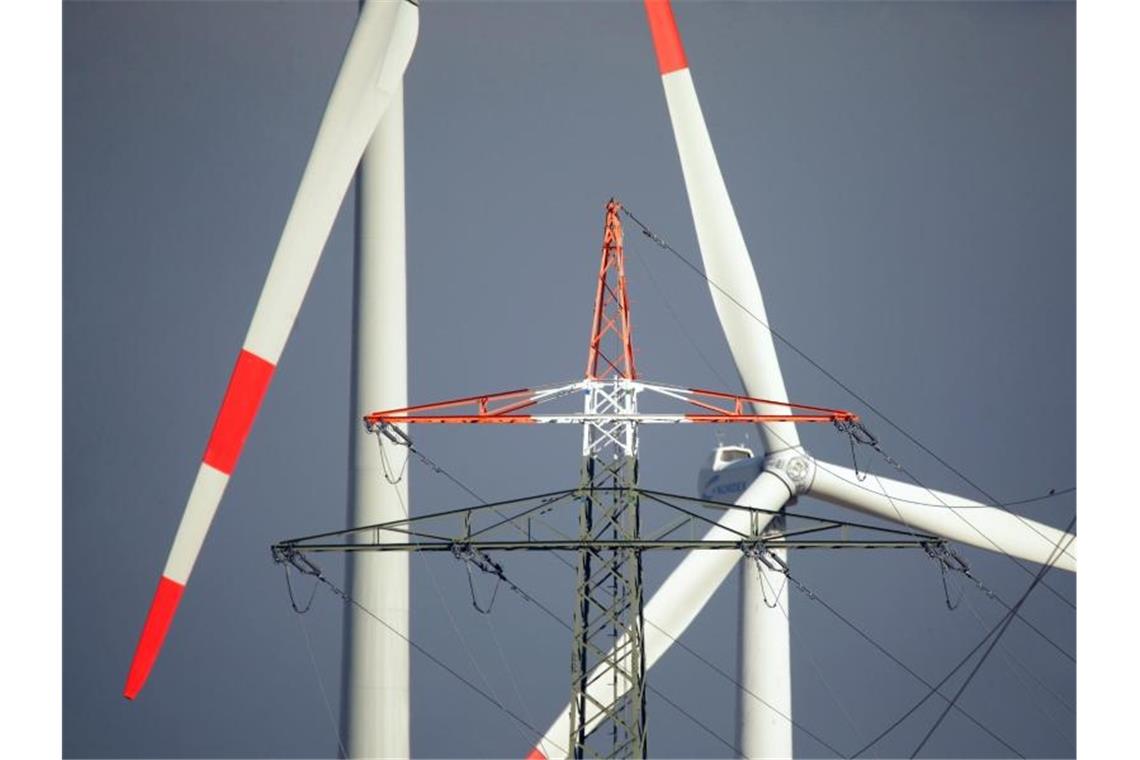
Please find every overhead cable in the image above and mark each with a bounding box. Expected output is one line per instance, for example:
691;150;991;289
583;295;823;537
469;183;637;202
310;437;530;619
621;207;1077;578
278;548;563;757
907;517;1077;758
328;441;750;756
746;545;1026;758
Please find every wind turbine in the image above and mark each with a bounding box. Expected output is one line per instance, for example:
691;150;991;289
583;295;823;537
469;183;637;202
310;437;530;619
124;0;419;756
120;1;1076;758
528;2;1076;758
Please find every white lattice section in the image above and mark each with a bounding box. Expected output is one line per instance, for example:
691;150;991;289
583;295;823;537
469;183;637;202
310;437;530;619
581;379;640;459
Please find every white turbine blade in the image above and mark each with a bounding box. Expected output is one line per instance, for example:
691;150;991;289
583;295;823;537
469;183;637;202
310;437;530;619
808;461;1076;572
529;472;792;759
124;0;419;700
645;0;798;453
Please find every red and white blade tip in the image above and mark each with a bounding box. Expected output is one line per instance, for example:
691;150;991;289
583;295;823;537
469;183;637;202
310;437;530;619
124;350;275;699
526;748;547;760
123;576;185;699
644;0;688;75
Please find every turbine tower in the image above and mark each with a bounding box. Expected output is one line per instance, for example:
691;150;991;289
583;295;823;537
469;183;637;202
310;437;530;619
343;83;410;758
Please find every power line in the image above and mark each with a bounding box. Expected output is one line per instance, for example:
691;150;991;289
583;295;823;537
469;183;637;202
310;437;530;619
908;517;1077;758
360;443;997;760
424;442;1062;756
379;431;1023;758
958;591;1074;714
379;436;540;748
954;560;1074;663
847;518;1075;755
833;421;1075;611
293;607;348;759
627;236;735;389
388;444;884;756
366;407;1065;756
369;442;844;757
405;203;1080;667
368;440;752;756
473;548;852;759
626;229;1076;532
792;473;1074;511
658;283;1079;617
441;540;753;757
848;598;1007;757
757;558;868;747
283;558;566;758
754;550;1026;758
620;207;1077;586
855;462;1075;663
956;589;1076;751
755;404;1077;660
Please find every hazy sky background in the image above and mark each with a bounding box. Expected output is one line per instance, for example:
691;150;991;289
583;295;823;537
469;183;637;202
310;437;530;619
64;1;1074;757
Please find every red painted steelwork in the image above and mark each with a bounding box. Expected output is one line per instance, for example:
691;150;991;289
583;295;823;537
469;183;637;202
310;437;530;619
686;387;858;421
585;199;637;381
364;199;858;430
364;385;856;427
363;388;537;428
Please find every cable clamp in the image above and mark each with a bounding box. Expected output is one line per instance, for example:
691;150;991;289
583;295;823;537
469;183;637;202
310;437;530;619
923;541;970;574
272;544;323;578
450;543;505;614
375;421;414;448
741;541;789;574
834;419;878;447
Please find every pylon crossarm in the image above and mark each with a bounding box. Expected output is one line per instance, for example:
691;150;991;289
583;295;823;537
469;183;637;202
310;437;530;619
274;489;579;545
274;539;945;554
636;488;948;540
271;487;944;556
363;378;856;429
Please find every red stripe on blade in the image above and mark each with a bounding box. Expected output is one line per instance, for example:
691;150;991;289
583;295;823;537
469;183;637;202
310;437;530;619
526;748;547;760
202;349;276;475
644;0;688;74
123;576;185;699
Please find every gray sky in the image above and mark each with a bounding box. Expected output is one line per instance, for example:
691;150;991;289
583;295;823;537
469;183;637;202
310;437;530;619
64;1;1074;757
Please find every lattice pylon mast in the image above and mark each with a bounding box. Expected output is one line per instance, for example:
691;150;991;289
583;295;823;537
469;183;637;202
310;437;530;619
357;196;862;759
570;200;647;759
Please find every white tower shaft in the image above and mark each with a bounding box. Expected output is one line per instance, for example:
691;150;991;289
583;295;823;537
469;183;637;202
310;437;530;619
738;538;793;758
343;87;411;758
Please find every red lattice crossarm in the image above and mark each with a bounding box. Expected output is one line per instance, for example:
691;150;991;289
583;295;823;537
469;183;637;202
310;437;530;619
363;380;857;428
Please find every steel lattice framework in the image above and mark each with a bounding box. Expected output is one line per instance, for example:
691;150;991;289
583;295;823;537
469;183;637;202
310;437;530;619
350;199;855;758
571;202;646;758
